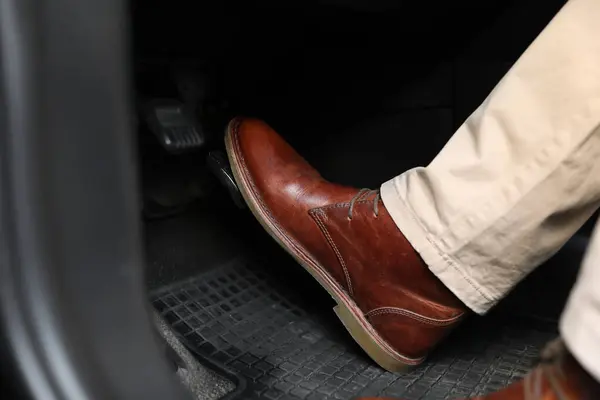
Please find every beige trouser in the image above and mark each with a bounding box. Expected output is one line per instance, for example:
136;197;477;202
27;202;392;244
380;0;600;382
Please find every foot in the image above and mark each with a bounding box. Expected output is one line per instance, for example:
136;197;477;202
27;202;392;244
225;117;469;371
357;340;600;399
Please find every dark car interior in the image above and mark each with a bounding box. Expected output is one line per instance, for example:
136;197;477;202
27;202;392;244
3;0;595;399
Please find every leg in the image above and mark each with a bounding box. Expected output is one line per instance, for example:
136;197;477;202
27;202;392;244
382;0;600;314
561;218;600;381
226;0;600;374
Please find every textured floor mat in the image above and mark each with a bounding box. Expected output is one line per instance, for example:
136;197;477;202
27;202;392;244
154;314;236;400
151;258;557;400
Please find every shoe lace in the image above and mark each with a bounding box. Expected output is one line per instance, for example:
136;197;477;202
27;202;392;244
348;188;381;220
524;338;570;400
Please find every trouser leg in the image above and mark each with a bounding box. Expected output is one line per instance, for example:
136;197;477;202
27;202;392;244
381;0;600;314
561;217;600;381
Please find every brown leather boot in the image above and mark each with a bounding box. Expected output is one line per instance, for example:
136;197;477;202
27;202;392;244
225;117;469;372
356;340;600;399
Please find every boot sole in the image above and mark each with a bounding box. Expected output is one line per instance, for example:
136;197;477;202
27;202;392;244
224;120;424;372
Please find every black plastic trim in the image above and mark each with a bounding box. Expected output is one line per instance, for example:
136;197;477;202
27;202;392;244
0;0;191;399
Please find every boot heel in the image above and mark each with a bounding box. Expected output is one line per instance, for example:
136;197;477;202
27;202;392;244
333;303;414;373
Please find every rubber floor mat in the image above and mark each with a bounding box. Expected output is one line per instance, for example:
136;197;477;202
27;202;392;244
151;258;557;400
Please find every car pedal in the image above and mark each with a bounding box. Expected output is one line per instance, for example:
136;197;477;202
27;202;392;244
207;151;245;209
143;99;206;153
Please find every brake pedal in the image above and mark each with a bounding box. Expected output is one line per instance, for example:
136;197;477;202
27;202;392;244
207;151;245;209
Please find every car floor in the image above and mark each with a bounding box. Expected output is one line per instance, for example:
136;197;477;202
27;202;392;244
139;1;590;399
145;186;587;400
